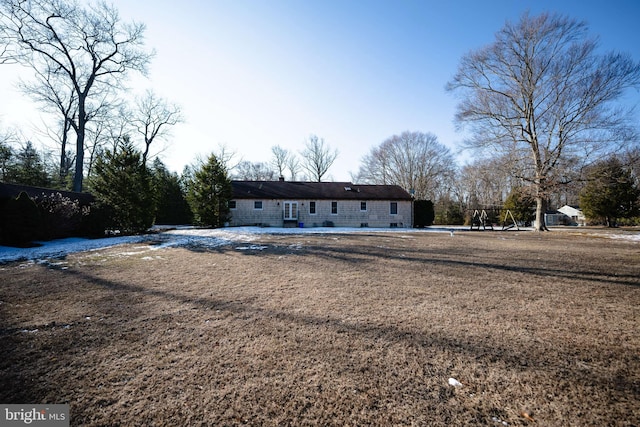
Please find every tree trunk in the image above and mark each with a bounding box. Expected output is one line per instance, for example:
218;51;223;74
534;196;548;231
73;99;86;192
59;131;67;186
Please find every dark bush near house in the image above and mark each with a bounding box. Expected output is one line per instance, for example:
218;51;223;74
413;200;435;227
0;192;41;247
80;201;112;238
34;192;83;240
0;189;108;247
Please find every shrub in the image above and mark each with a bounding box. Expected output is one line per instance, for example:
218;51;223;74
414;200;435;227
34;192;82;240
0;192;41;247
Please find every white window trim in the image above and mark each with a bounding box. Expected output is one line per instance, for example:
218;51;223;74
390;202;398;215
309;201;317;215
360;201;367;212
331;201;338;215
283;201;298;220
254;201;263;210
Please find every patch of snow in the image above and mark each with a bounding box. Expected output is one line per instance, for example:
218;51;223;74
0;235;148;263
236;245;268;251
448;377;463;387
608;233;640;242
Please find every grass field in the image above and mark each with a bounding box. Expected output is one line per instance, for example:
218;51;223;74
1;229;639;426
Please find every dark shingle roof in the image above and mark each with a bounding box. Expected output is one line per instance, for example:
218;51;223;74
232;181;412;201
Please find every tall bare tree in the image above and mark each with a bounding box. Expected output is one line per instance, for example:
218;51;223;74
0;0;153;191
19;64;76;186
129;90;183;165
355;131;456;200
286;155;301;181
447;12;640;230
271;145;291;179
300;134;338;182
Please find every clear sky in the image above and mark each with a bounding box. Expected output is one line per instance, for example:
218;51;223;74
0;0;639;181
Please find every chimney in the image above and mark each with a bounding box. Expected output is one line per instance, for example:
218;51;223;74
279;176;285;182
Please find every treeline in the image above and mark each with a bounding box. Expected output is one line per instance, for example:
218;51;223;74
0;139;236;247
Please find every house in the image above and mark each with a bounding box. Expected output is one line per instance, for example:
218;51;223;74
557;205;586;226
230;180;413;228
544;205;586;226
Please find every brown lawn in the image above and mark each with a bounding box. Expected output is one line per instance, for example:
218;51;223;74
0;229;639;426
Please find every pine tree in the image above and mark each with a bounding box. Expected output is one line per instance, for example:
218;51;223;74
502;187;535;225
579;157;640;227
150;158;193;225
187;154;232;227
7;141;51;187
88;138;155;234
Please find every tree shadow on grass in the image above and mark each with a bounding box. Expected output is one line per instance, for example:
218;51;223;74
1;262;637;410
181;233;640;288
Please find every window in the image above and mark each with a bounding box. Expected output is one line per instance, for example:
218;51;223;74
229;200;236;209
331;201;338;214
360;201;367;211
390;202;398;215
309;201;316;215
283;201;298;220
254;201;263;210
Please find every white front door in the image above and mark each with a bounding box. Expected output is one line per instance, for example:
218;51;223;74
283;201;298;220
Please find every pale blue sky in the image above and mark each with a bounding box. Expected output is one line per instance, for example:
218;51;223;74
1;1;638;181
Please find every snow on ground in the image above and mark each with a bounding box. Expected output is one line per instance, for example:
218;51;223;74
0;226;637;264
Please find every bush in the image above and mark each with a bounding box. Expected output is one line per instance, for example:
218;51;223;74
79;202;111;238
34;192;82;240
0;192;41;247
414;200;435;227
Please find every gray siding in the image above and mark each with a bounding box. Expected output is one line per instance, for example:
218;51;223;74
230;199;412;228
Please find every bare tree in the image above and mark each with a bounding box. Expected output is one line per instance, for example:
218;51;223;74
286;155;301;181
213;143;240;172
19;64;76;186
300;134;338;182
0;0;153;191
271;145;291;178
233;161;277;181
447;12;640;230
355;131;456;200
458;156;517;209
129;90;183;165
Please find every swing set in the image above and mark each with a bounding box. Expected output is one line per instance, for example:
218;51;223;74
469;208;519;231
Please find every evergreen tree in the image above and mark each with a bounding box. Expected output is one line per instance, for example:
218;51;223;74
579;157;640;227
0;139;13;181
502;187;535;225
187;154;232;227
150;158;193;225
88;138;155;234
6;141;51;187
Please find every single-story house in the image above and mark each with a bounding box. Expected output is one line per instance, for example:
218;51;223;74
544;205;586;226
230;180;413;228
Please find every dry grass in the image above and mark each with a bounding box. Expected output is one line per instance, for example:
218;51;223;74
1;229;639;426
